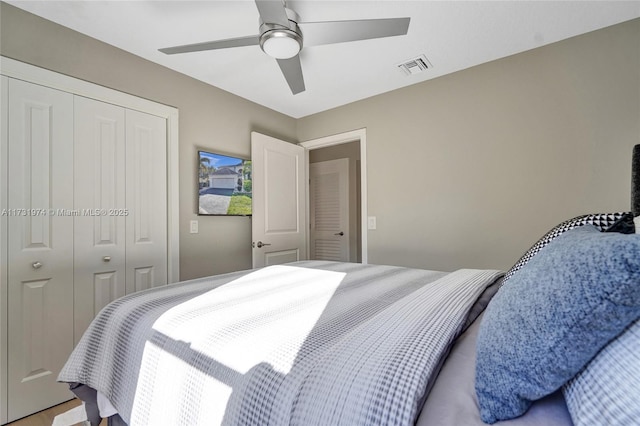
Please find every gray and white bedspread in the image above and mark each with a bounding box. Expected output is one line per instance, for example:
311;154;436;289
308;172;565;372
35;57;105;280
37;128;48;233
58;260;502;426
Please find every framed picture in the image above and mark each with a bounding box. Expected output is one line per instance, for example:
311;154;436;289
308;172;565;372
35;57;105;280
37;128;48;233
198;150;252;216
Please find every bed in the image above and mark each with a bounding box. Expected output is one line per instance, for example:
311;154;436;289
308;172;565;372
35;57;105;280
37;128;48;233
57;147;640;426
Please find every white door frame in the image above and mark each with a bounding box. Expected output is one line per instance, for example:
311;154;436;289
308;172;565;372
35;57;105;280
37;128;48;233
300;128;368;264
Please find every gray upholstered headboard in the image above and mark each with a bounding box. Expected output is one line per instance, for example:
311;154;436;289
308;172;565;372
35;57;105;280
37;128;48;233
633;144;640;216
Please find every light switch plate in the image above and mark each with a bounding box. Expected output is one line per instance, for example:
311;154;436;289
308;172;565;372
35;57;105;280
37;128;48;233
190;220;199;234
367;216;377;230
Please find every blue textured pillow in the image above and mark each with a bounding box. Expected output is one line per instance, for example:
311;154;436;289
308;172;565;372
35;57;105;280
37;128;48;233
475;225;640;424
501;212;635;284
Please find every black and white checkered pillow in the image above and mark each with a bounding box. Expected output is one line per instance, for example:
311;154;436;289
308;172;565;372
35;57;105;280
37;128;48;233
563;318;640;425
502;212;635;285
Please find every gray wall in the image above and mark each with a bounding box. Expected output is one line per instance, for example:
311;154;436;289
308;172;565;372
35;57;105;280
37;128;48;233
0;3;297;280
298;18;640;272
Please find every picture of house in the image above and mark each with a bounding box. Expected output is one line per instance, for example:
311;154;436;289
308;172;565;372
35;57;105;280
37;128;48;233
198;151;252;215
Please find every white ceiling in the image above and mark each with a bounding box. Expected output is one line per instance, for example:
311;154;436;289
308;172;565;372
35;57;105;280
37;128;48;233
7;1;640;118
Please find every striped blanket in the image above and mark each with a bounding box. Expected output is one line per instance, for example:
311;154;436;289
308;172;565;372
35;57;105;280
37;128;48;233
59;261;502;425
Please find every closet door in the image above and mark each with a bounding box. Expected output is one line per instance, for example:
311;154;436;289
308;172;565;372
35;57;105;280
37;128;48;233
73;96;126;343
6;79;75;422
125;109;168;292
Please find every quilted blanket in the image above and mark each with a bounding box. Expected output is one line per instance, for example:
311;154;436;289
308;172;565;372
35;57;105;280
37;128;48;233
58;261;501;426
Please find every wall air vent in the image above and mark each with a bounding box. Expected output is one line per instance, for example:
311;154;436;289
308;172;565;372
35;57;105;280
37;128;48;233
397;54;432;76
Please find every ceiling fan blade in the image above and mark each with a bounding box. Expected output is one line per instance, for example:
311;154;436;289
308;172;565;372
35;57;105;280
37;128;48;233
276;55;305;94
300;17;410;47
254;0;290;28
159;35;260;55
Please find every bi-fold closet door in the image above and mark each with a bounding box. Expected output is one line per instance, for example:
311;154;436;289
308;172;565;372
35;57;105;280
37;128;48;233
4;78;168;423
6;78;75;423
73;96;168;342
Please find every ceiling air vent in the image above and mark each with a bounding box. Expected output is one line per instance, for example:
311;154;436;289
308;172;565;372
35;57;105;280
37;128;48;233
397;54;432;76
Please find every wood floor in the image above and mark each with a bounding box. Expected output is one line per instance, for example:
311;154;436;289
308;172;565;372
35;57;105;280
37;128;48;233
7;399;107;426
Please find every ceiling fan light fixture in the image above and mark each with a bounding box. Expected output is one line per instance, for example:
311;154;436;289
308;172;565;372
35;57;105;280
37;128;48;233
159;2;411;95
260;30;302;59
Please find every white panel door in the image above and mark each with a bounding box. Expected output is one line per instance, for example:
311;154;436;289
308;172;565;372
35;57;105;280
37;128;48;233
310;159;350;261
6;79;75;422
251;132;307;268
73;96;126;343
125;109;168;293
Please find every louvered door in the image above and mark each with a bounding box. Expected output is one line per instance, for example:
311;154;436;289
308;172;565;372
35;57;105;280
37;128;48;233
310;158;349;261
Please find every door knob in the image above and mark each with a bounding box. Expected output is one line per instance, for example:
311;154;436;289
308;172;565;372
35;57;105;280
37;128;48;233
334;231;344;236
32;261;43;269
256;241;271;248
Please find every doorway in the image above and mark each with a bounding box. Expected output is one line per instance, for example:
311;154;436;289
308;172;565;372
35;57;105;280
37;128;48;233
300;129;367;264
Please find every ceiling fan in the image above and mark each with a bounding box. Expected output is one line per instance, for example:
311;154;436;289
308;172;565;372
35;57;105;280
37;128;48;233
159;0;410;95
